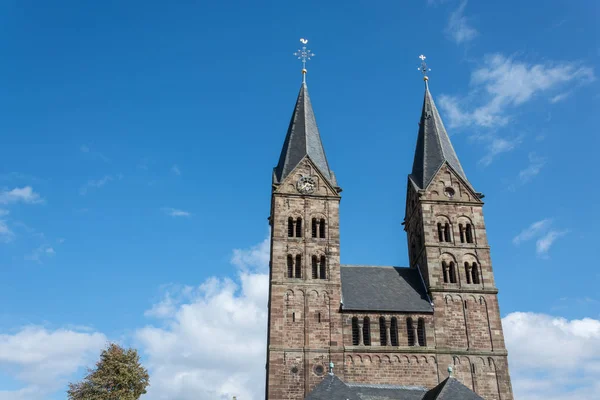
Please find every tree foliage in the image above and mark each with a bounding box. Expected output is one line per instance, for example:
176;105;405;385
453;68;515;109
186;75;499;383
67;343;150;400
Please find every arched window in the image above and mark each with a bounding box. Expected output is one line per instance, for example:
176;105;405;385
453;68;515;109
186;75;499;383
449;262;457;284
390;317;398;346
442;261;449;283
287;255;294;278
417;318;426;346
292;312;296;322
459;223;465;243
363;317;371;346
295;217;302;238
465;262;471;284
437;223;443;242
407;318;415;346
312;218;317;238
444;223;451;242
319;256;327;279
295;255;302;278
319;218;326;238
351;317;360;345
379;317;387;346
288;218;294;237
466;224;474;243
317;312;321;323
472;262;480;284
312;256;318;279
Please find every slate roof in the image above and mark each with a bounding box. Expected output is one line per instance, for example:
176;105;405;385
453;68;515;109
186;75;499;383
274;82;335;186
340;266;433;313
410;83;472;190
306;375;482;400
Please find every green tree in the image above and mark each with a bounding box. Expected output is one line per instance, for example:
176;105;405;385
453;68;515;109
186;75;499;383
67;343;150;400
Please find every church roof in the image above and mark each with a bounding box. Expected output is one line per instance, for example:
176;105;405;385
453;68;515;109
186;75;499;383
340;266;433;313
306;375;482;400
410;83;471;190
274;82;334;185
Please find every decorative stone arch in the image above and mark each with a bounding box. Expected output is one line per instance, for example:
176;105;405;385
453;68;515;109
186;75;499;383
410;355;419;364
401;355;410;364
309;212;328;239
383;355;391;364
435;214;453;243
440;253;459;284
457;215;476;244
392;355;401;364
346;355;354;365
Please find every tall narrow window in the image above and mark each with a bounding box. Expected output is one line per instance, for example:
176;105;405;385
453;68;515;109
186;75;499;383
390;317;398;346
407;318;415;346
295;217;302;238
287;255;294;278
292;312;296;322
319;218;326;238
437;223;443;242
312;256;318;279
295;255;302;278
465;262;471;284
459;224;465;243
312;218;317;238
472;262;480;284
351;317;360;346
379;317;387;346
363;317;371;346
317;312;321;323
417;318;426;346
319;256;327;279
444;223;451;242
449;262;457;284
442;261;449;283
288;218;294;237
466;224;473;243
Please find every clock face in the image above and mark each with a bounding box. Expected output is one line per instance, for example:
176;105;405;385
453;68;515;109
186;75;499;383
297;176;316;194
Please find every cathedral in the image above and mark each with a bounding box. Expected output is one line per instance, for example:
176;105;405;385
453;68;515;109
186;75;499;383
264;55;514;400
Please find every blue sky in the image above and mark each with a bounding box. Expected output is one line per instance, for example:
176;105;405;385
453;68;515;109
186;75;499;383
0;1;598;399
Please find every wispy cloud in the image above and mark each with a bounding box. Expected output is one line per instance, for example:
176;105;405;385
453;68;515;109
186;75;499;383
79;176;113;195
0;219;14;243
445;0;478;44
549;91;571;103
513;219;553;245
519;152;546;183
513;218;568;257
171;165;181;176
163;208;192;217
0;187;44;205
479;136;522;166
80;144;110;163
25;244;56;263
439;54;594;130
536;230;569;257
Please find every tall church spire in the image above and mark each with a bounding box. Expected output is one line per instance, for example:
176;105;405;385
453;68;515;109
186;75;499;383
274;82;333;184
274;39;334;185
410;56;471;190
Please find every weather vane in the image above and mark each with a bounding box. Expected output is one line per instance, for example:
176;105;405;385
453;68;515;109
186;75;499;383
418;54;431;81
294;38;315;82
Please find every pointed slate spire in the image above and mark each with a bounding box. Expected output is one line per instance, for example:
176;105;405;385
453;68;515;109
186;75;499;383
274;83;334;185
410;82;472;190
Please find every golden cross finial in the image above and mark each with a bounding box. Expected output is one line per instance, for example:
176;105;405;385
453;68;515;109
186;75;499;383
418;54;431;81
294;38;315;83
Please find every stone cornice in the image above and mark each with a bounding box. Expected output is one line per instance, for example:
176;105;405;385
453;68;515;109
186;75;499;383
428;287;499;294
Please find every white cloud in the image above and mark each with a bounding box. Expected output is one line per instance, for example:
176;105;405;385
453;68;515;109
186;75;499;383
163;208;192;217
24;244;57;263
513;218;552;245
171;165;181;176
79;175;113;195
503;312;600;400
479;136;522;166
0;219;14;243
536;230;569;257
550;92;571;103
445;0;478;44
0;326;107;399
136;236;270;400
0;187;44;205
439;54;594;129
519;152;546;183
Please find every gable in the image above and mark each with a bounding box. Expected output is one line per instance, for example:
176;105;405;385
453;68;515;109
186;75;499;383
274;155;340;197
421;162;482;204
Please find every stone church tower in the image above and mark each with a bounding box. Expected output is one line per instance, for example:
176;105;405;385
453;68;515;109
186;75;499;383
265;71;513;400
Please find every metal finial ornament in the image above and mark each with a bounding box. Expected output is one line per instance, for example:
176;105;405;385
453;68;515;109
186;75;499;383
418;54;431;81
448;365;453;377
329;361;335;375
294;38;315;83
